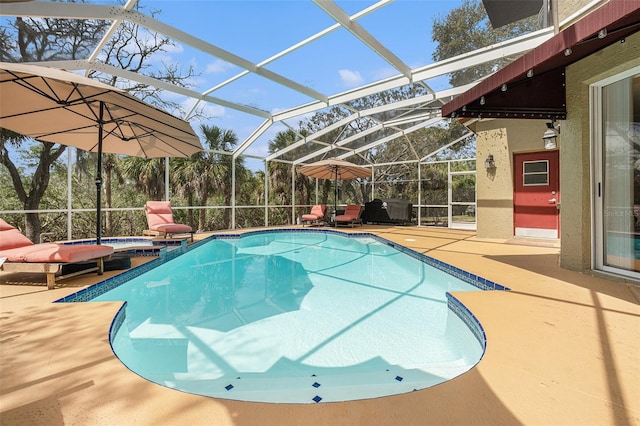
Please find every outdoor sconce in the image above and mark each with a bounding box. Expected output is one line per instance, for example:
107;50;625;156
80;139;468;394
484;154;496;170
542;119;560;150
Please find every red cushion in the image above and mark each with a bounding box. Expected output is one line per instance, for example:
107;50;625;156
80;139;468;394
0;243;113;263
302;205;327;221
335;205;361;222
0;218;35;250
153;224;192;234
0;218;14;231
145;201;175;229
145;201;192;233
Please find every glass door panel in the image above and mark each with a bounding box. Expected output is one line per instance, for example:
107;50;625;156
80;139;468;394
599;72;640;275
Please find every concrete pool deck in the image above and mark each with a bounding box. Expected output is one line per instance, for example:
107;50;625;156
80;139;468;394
1;226;638;425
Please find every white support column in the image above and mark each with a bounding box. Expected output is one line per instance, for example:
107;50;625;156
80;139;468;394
291;166;296;225
447;161;452;228
417;162;422;226
371;166;375;201
231;156;236;230
264;161;269;227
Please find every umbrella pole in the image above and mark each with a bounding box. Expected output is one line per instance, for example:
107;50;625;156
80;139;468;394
95;101;104;245
334;167;338;227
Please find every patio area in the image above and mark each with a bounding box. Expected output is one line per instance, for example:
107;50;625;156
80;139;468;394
0;225;638;425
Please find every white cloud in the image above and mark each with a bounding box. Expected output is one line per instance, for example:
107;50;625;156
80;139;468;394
338;69;364;88
372;67;399;81
206;59;235;74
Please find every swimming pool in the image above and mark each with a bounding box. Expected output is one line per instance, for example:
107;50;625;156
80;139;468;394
62;230;507;403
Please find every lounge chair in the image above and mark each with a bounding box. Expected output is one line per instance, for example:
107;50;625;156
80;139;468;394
301;204;327;227
334;204;363;227
0;218;114;289
143;201;194;241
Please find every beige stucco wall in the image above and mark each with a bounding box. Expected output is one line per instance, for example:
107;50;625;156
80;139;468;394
474;119;551;239
561;31;640;271
557;0;604;26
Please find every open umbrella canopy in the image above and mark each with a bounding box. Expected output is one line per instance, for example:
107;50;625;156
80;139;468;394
299;157;371;221
298;157;371;181
0;62;202;158
0;61;202;243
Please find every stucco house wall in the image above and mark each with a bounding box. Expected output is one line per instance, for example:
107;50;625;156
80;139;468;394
474;119;551;239
472;30;639;274
561;30;640;271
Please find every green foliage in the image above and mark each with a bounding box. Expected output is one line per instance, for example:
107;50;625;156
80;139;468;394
1;1;490;236
0;1;109;63
432;0;538;86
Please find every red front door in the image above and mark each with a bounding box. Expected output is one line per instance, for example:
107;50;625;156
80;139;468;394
514;151;560;238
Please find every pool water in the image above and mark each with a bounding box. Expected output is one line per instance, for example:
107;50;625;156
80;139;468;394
92;231;486;403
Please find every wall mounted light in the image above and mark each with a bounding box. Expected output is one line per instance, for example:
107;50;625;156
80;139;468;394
542;119;560;149
484;154;496;170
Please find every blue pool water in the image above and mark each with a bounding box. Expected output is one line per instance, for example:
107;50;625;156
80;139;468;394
87;231;496;403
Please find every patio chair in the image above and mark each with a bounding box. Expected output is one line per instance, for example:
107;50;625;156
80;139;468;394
334;204;363;228
143;201;194;241
0;218;114;289
301;204;327;227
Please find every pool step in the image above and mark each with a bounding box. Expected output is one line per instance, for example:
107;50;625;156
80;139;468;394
163;367;449;403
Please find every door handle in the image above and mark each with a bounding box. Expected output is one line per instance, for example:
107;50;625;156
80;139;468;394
548;198;557;204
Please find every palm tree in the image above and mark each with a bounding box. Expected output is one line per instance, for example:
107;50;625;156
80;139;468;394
120;157;166;201
172;124;242;231
74;151;126;236
267;129;321;224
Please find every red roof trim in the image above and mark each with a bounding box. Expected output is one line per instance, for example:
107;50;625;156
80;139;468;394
442;1;640;119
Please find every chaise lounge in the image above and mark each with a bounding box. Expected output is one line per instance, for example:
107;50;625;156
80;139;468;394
143;201;194;241
301;204;327;227
334;204;363;227
0;218;114;289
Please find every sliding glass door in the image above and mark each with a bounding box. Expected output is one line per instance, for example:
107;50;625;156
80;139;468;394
592;67;640;278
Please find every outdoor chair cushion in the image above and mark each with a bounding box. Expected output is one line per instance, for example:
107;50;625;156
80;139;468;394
0;218;34;250
0;243;113;263
335;205;362;222
0;218;113;263
145;201;193;234
302;204;326;221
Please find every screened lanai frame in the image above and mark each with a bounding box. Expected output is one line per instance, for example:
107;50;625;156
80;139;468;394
0;0;558;235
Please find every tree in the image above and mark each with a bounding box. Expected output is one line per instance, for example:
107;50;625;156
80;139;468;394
120;157;166;201
268;129;298;207
432;0;538;86
0;9;109;241
172;124;242;231
0;1;199;241
0;130;67;241
266;128;317;223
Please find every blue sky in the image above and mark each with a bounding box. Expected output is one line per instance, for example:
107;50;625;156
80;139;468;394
132;0;464;164
1;0;466;171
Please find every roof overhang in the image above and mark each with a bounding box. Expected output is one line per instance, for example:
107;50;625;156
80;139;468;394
442;1;640;120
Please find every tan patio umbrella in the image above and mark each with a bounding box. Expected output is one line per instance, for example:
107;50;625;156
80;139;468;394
0;61;203;244
298;157;371;220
